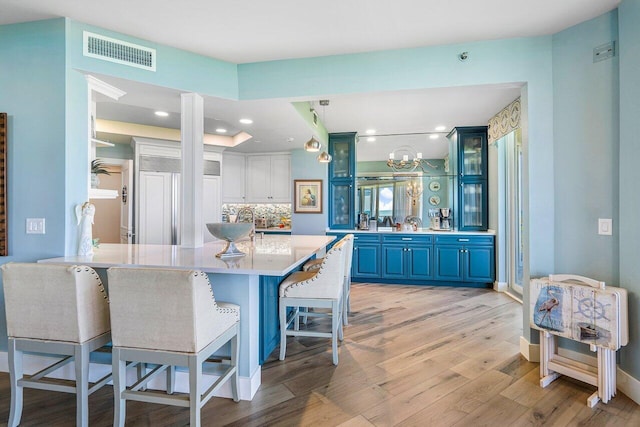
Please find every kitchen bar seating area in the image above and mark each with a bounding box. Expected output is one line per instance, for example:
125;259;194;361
1;263;247;426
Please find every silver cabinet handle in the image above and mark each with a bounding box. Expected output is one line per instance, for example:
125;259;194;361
401;237;412;241
458;238;470;242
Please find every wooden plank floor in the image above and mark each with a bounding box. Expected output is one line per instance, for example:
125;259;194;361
1;283;638;426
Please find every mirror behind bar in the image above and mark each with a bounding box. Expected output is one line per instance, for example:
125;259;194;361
355;133;455;229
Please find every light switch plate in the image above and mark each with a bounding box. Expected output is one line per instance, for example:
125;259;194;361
598;218;612;236
26;218;45;234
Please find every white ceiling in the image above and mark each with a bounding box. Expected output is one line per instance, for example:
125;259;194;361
1;0;619;155
0;0;619;64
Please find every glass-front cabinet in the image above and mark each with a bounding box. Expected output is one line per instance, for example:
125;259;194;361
459;181;487;230
329;181;353;228
450;126;488;231
459;131;486;178
329;134;354;179
328;132;357;229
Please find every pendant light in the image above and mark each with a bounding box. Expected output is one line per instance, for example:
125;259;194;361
304;136;321;152
304;101;322;152
317;100;332;163
317;151;332;163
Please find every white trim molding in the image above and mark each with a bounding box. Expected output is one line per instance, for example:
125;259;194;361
493;281;508;292
520;335;540;363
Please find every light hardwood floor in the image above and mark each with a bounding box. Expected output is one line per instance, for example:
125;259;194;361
1;283;638;426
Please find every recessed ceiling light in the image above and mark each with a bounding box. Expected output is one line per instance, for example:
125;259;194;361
435;125;446;131
239;118;253;124
155;111;169;117
429;134;439;140
216;128;227;133
365;129;376;135
367;137;376;142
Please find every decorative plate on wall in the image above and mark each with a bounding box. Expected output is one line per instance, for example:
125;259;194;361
429;181;441;192
429;195;440;206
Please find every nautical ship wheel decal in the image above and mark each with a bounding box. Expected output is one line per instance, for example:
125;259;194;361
575;297;610;321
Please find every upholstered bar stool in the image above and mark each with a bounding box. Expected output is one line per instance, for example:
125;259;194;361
107;267;240;427
302;234;354;325
1;263;112;427
279;239;347;365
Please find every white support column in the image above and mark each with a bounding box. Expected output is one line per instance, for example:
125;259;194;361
180;93;204;248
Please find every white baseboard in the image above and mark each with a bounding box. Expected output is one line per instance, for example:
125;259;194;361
518;337;640;405
520;336;540;362
0;351;260;401
494;281;508;292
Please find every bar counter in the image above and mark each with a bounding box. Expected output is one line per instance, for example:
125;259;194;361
39;234;335;400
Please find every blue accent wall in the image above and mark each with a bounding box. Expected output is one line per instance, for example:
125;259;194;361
619;0;640;380
0;19;68;349
552;11;619;283
66;21;239;100
290;149;328;235
551;10;621;356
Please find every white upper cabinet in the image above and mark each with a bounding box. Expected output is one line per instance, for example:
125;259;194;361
245;154;291;203
222;153;247;203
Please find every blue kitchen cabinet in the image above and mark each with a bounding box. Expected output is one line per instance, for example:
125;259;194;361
381;235;433;280
328;132;357;229
329;181;353;229
259;275;285;363
434;235;494;284
352;234;380;278
449;126;488;231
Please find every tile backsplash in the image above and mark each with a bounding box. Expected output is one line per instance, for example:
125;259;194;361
222;204;292;227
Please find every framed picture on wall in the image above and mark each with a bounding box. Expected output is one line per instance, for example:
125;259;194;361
294;179;322;214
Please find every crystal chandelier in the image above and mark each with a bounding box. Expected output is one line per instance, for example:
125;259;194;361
387;145;438;173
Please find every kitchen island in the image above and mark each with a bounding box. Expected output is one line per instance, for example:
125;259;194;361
39;234;335;400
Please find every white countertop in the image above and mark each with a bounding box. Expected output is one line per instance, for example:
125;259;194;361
39;235;335;276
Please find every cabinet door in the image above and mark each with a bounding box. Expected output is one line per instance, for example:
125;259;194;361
222;154;246;202
259;275;285;364
458;180;487;231
434;245;463;281
329;134;355;180
353;243;380;278
246;156;271;202
459;131;486;178
407;244;432;280
382;244;406;279
329;181;353;229
203;175;221;243
464;245;495;283
269;154;291;202
138;171;173;245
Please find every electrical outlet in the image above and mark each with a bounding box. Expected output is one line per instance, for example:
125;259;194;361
598;218;612;236
26;218;45;234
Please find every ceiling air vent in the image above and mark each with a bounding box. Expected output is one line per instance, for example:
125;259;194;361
83;31;156;71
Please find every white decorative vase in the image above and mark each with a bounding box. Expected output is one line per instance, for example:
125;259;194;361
91;173;100;189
